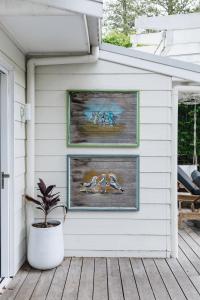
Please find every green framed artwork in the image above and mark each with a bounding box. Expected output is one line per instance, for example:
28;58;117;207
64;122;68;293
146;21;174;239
67;155;140;211
67;90;139;147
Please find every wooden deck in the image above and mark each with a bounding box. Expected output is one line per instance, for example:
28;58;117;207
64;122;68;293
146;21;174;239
2;223;200;300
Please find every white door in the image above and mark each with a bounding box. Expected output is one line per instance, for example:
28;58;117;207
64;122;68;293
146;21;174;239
0;71;12;278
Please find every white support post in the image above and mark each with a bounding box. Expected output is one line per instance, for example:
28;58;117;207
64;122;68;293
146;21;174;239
171;87;178;258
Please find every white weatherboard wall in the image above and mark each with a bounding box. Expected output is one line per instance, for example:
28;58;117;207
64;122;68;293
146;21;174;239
35;59;172;257
0;28;26;273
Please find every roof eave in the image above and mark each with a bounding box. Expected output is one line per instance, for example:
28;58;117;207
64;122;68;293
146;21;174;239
100;43;200;83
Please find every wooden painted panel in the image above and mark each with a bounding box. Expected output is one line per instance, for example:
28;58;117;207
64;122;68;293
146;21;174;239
0;28;25;70
14;121;26;139
35;203;170;221
14;83;26;104
63;235;168;251
35;106;170;125
34;186;170;205
35;140;171;156
140;188;170;204
62;219;170;235
35;171;170;189
14;157;25;177
35;156;171;173
35;123;65;139
63;249;170;258
141;173;171;189
15;140;25;158
140;91;172;107
35;123;171;141
35;107;65;123
14;102;25;123
141;124;171;140
14;69;26;88
68;155;139;210
141;107;171;123
34;61;173;257
35;73;172;91
35;90;65;107
14;174;25;211
68;91;139;146
36;59;152;75
140;157;171;172
35;90;172;108
14;207;26;245
14;238;26;273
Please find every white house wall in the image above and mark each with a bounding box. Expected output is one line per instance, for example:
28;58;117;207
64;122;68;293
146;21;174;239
35;59;172;257
0;28;26;274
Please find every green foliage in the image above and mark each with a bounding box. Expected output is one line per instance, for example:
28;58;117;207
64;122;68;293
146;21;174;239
103;0;200;36
103;31;132;47
146;0;200;15
178;104;200;164
104;0;137;35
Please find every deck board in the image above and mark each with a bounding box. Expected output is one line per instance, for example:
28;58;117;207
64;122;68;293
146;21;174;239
2;223;200;300
30;269;55;300
62;257;82;300
46;258;71;300
154;259;187;299
130;258;155;300
143;258;170;300
119;258;139;300
77;258;94;300
107;258;124;300
93;258;108;300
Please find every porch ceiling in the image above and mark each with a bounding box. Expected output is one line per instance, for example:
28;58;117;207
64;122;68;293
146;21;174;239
0;0;102;55
0;15;91;54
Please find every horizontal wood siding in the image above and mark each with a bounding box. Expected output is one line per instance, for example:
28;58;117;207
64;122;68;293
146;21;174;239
0;28;26;274
35;59;172;257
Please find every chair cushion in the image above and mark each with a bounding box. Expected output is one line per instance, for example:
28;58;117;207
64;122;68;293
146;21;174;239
178;166;200;195
191;170;200;189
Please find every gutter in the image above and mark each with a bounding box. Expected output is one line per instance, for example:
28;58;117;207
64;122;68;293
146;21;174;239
26;46;99;234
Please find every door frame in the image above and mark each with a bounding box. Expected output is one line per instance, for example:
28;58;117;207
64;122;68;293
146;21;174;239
0;58;14;277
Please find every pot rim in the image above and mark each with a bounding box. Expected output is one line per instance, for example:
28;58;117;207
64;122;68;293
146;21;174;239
31;220;61;229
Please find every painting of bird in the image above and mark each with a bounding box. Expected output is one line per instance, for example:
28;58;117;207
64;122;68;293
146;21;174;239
98;174;108;193
80;175;98;192
109;174;124;192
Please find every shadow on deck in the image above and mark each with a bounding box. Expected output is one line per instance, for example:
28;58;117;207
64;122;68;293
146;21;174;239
1;222;200;300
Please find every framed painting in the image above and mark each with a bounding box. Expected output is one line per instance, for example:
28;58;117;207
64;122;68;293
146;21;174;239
67;155;140;211
67;90;139;147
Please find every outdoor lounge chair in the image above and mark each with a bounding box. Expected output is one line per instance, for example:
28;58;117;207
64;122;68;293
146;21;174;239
178;166;200;226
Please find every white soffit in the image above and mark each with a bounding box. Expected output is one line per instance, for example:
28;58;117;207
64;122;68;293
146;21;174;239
0;15;90;54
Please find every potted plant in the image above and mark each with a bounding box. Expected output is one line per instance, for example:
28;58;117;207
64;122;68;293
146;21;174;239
25;179;67;270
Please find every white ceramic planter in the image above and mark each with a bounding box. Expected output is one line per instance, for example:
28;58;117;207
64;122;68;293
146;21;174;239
28;220;64;270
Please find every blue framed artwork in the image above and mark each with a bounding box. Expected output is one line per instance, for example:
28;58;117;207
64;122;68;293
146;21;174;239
67;155;140;211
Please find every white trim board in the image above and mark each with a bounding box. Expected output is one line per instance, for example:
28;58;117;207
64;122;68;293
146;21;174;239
27;0;103;17
0;61;14;277
135;13;200;31
100;44;200;83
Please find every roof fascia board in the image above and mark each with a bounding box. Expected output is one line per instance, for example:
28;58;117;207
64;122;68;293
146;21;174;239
27;0;103;18
100;46;200;83
86;16;101;46
135;13;200;31
0;0;75;16
101;43;200;73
